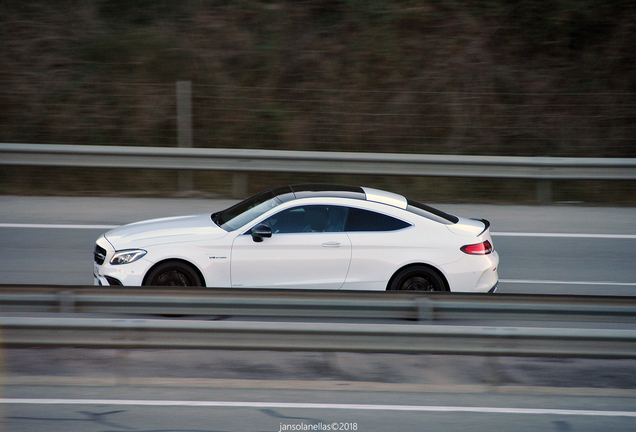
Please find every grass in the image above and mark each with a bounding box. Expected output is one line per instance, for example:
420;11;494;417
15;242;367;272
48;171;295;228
0;0;634;203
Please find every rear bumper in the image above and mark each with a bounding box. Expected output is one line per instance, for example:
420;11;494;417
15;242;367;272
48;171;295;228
488;281;499;293
443;250;499;293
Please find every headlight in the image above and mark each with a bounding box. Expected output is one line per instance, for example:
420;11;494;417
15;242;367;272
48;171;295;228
110;249;147;265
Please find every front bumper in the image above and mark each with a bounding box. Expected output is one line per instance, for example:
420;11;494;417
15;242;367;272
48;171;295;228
94;272;123;286
94;272;108;286
93;236;149;286
94;258;149;286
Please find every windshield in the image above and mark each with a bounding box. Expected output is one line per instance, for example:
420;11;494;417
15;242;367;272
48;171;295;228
214;189;283;231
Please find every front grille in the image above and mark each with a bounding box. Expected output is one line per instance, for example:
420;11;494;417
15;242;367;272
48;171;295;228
94;244;107;265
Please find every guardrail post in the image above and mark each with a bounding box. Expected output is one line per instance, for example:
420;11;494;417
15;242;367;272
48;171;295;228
58;291;75;313
233;172;248;198
415;297;434;321
537;180;552;204
177;81;193;193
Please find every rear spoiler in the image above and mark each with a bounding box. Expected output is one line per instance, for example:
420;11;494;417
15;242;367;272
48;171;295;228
472;218;490;237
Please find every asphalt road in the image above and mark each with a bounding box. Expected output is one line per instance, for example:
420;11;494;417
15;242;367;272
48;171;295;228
1;196;635;295
3;349;636;432
4;386;636;432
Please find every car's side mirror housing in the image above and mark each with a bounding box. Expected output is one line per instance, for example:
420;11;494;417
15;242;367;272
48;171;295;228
251;224;272;242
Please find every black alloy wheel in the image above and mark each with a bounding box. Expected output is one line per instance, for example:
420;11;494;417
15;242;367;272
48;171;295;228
389;265;445;292
145;261;203;287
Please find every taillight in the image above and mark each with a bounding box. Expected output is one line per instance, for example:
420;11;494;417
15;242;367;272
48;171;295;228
461;240;493;255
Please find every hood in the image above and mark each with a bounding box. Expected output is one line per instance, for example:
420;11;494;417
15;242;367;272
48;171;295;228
104;214;227;249
446;217;489;237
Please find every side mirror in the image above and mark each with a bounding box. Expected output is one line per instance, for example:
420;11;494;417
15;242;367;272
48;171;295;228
251;224;272;242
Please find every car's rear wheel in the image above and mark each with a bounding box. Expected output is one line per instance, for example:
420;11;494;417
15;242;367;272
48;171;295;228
144;261;203;287
388;265;446;292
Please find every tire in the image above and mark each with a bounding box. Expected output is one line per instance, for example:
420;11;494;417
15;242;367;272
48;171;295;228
388;265;446;292
144;260;203;287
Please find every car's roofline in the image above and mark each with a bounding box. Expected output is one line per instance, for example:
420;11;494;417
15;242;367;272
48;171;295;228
361;187;408;209
276;184;407;209
268;184;458;225
288;184;366;200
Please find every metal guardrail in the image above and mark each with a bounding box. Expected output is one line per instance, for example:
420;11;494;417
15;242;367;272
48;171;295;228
2;286;636;322
2;287;636;357
2;143;635;179
2;143;636;200
3;315;635;358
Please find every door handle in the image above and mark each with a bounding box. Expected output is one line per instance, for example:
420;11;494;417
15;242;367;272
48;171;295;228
322;242;342;248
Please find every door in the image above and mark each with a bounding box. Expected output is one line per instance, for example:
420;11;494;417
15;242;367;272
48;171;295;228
230;205;352;289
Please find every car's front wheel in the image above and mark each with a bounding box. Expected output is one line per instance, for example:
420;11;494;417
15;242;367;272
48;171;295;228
144;261;203;287
388;265;446;292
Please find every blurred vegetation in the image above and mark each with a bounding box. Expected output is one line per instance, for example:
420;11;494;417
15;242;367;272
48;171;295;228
0;0;635;203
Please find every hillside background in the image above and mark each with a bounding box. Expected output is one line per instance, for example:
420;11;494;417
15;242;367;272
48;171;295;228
1;0;635;202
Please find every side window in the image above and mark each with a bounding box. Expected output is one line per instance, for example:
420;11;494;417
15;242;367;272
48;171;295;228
345;208;411;232
260;205;348;234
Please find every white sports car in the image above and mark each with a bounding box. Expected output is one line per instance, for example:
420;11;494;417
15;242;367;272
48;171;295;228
94;184;499;292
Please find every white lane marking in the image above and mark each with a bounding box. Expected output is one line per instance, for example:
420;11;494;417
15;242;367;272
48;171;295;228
0;223;119;230
492;232;636;239
500;279;636;287
1;399;636;417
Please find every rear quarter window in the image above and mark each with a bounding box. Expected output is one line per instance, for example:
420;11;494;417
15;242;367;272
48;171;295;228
345;208;411;232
